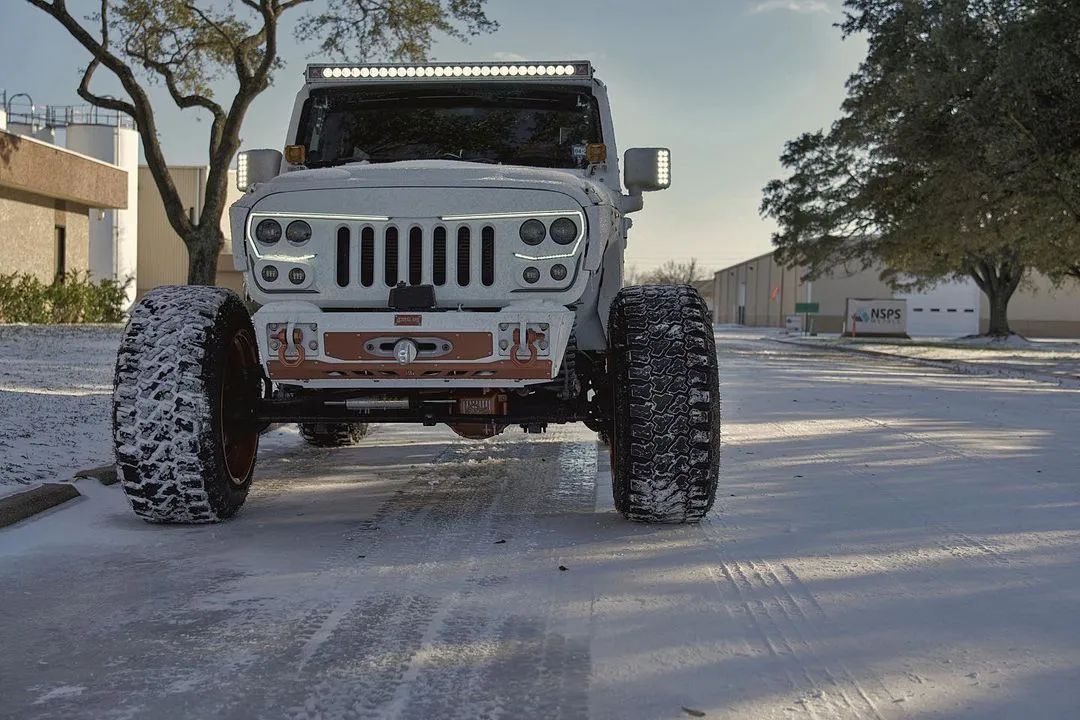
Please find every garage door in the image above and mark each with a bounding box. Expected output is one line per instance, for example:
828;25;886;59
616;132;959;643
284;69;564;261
895;280;981;338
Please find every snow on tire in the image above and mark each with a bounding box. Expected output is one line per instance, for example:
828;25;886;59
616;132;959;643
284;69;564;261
299;422;370;448
112;286;262;523
608;284;720;523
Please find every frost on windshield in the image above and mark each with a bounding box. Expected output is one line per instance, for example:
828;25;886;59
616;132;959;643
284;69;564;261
297;85;602;169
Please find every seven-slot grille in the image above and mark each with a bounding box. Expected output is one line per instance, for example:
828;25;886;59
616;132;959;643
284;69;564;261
335;223;496;289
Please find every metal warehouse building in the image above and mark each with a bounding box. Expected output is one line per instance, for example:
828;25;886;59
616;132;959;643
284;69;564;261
712;251;1080;338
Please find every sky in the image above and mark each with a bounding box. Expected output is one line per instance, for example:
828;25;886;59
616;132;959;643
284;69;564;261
0;0;867;275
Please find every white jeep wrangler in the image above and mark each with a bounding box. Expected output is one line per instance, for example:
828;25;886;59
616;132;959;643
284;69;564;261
112;61;720;525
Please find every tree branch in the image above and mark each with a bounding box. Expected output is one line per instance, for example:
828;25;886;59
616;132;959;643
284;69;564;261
25;0;192;237
77;60;136;117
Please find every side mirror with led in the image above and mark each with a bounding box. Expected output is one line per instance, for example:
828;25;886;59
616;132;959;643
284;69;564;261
236;149;284;192
623;148;671;194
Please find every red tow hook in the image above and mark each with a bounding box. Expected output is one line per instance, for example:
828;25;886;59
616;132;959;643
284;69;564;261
509;329;545;367
274;328;306;368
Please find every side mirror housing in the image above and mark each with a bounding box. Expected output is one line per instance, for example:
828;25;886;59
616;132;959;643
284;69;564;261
236;149;283;192
624;147;671;194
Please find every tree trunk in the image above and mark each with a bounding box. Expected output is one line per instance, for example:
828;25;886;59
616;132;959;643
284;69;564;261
984;285;1013;337
967;255;1024;338
185;228;225;286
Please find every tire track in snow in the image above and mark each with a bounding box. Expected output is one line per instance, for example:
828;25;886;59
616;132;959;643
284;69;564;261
704;529;892;719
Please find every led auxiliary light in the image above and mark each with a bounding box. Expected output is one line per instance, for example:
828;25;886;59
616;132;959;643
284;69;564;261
656;149;671;186
312;62;590;81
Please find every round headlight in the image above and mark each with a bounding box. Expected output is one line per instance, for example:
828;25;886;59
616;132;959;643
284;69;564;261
286;220;312;244
255;219;282;244
288;268;306;285
522;267;541;284
261;265;279;282
519;219;546;245
550;263;568;281
550;217;578;245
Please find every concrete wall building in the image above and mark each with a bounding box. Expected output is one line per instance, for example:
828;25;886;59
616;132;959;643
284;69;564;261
3;91;246;307
1;94;136;305
0;129;127;283
713;251;1080;338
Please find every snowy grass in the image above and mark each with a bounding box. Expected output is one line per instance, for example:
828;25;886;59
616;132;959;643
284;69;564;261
0;324;306;499
0;325;123;498
771;328;1080;385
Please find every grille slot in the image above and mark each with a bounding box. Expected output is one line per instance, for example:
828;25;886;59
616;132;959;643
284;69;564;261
432;226;447;286
384;226;399;286
408;226;423;286
336;227;350;287
456;226;471;287
360;226;374;287
481;226;495;287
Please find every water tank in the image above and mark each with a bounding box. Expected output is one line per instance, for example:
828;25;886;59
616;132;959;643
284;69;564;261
66;123;140;309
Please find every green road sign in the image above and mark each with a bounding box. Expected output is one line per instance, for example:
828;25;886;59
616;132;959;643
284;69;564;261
795;302;820;314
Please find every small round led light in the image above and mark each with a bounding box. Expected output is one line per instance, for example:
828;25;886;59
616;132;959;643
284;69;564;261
471;66;482;76
498;65;510;76
462;66;473;76
360;67;371;77
331;67;343;78
288;268;306;285
554;65;566;76
549;217;578;245
480;65;492;76
452;66;463;76
406;66;417;77
527;65;538;75
519;219;546;245
387;67;399;77
563;64;576;75
255;219;282;244
424;66;435;77
377;67;389;77
434;66;445;77
550;263;568;281
508;65;519;76
322;68;333;78
261;265;279;282
545;65;557;75
286;220;312;244
523;267;541;284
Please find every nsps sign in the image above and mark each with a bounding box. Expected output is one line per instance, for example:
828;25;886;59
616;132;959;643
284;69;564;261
844;298;909;338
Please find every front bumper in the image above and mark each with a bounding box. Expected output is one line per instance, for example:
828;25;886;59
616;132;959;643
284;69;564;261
252;305;574;388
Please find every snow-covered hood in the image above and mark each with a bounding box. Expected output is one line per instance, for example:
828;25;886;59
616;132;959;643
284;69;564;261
235;160;614;209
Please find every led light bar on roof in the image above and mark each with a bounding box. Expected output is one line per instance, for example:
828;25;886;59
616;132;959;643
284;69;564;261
307;61;592;82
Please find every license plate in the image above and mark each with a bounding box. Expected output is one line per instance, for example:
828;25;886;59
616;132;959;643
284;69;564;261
459;398;494;414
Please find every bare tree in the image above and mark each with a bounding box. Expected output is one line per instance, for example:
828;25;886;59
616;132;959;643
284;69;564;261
25;0;497;285
637;258;702;285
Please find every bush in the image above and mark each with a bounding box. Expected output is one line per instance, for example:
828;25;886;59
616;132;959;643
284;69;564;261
0;271;131;324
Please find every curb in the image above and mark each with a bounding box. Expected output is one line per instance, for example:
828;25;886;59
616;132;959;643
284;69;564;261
74;464;119;486
772;337;1080;388
0;483;81;529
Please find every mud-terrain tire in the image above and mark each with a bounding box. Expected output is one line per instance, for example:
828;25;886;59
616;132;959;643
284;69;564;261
608;284;720;523
299;422;370;447
113;286;262;523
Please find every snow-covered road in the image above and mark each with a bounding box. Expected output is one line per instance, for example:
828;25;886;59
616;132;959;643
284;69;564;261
2;329;1079;719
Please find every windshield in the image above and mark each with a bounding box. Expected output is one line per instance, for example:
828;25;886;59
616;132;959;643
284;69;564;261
296;84;602;169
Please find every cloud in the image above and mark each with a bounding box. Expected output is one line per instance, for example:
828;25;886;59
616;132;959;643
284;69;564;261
750;0;830;13
492;51;527;62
